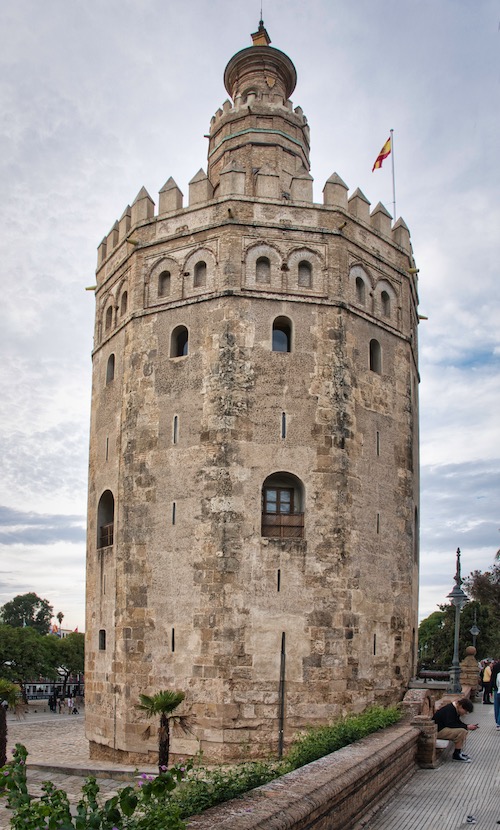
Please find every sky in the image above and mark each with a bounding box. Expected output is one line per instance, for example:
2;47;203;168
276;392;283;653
0;0;498;633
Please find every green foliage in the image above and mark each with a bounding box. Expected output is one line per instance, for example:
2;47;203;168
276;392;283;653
0;625;57;687
419;591;500;669
282;705;401;771
0;743;188;829
173;760;282;818
0;681;20;767
0;707;401;827
136;691;185;718
136;691;193;772
56;632;85;694
0;593;53;635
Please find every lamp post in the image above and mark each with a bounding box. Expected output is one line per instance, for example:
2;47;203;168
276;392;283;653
469;608;480;649
447;547;468;694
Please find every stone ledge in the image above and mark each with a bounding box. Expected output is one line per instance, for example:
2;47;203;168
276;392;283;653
187;723;418;830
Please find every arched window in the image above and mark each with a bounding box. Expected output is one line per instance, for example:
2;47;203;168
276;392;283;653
262;472;304;538
105;306;113;331
298;260;312;288
193;261;207;288
170;325;189;357
158;270;171;297
381;290;391;317
106;354;115;384
256;256;271;284
272;317;292;353
97;490;114;548
369;339;382;374
356;277;366;305
120;291;128;316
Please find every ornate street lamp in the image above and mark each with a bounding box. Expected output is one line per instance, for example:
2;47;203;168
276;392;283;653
469;608;480;649
447;547;468;694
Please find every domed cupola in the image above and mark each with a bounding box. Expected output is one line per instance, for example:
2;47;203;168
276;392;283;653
207;21;311;197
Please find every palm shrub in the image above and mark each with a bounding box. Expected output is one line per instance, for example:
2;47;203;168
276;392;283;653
136;690;194;772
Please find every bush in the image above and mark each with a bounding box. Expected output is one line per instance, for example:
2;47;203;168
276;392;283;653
0;707;401;827
282;705;401;771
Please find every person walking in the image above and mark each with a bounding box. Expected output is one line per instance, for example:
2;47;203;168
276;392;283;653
491;660;500;728
432;697;478;762
482;660;493;704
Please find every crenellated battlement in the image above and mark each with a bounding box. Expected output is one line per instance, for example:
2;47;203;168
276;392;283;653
97;169;411;270
87;21;420;769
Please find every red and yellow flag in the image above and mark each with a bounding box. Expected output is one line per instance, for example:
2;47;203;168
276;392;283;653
372;136;391;171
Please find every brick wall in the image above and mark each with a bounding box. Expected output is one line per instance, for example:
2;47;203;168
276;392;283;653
187;722;419;830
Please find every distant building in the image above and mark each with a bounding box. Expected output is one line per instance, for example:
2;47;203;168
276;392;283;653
85;22;420;764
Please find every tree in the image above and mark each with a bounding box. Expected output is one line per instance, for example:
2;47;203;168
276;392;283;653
56;611;64;627
55;632;84;696
0;679;20;766
0;592;53;635
136;690;193;772
0;625;57;697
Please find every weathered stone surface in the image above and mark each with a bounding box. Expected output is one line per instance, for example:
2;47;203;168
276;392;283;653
86;25;419;764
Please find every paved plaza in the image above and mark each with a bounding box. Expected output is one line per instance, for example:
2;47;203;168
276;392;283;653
0;700;499;829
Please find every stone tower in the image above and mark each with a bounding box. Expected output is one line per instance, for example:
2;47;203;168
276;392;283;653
85;22;420;764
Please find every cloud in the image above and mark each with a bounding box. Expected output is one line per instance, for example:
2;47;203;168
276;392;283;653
0;0;498;632
0;506;86;546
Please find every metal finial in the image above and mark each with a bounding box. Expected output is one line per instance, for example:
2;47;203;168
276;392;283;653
454;547;462;588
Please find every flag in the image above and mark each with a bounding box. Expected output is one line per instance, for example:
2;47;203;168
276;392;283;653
372;136;391;171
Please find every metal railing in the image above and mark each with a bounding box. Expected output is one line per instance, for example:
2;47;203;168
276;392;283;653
98;523;114;548
261;513;304;539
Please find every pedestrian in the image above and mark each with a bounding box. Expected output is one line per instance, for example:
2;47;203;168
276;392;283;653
432;697;478;762
482;660;493;704
491;659;500;727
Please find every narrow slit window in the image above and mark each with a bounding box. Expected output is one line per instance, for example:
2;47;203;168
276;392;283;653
355;277;366;305
99;630;106;651
277;569;281;592
373;633;377;655
173;415;178;444
281;412;287;439
381;290;391;317
376;512;380;534
256;256;271;284
120;291;128;316
172;502;176;525
158;270;171;297
171;628;175;652
194;261;207;288
106;354;115;384
298;260;312;288
376;431;380;456
105;436;109;461
105;306;113;331
369;339;382;374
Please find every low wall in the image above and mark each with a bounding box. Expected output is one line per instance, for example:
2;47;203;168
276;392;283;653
187;722;419;830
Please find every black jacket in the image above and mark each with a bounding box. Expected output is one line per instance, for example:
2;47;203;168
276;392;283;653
432;702;468;731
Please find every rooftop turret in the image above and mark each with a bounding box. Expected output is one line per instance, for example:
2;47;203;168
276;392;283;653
207;22;309;197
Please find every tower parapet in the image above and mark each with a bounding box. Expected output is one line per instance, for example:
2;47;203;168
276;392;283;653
86;22;420;766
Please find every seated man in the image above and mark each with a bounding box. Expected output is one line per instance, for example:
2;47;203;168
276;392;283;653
432;697;478;763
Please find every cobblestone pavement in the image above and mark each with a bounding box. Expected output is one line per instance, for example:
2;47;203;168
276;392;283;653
1;700;499;829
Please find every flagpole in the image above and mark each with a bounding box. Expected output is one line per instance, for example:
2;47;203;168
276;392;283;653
390;128;396;220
